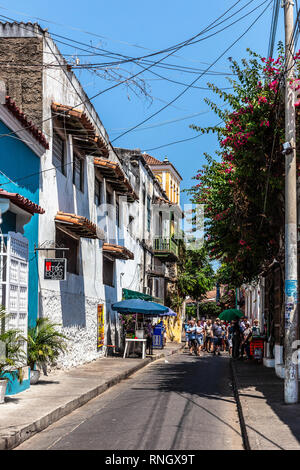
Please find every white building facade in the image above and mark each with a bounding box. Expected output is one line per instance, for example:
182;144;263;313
0;22;183;368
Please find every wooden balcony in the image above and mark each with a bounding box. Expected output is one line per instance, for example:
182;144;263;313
153;237;179;261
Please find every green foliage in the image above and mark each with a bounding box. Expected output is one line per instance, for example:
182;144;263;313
27;318;68;370
177;247;215;300
187;49;287;285
169;293;184;312
0;307;26;380
198;302;222;318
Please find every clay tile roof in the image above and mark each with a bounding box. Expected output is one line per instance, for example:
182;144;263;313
94;157;138;203
144;153;183;180
203;289;217;302
0;189;45;215
55;212;99;239
103;243;134;260
143;154;163;166
52;102;109;158
4;96;49;149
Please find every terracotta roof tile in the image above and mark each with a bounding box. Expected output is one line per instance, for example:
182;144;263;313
0;189;45;215
103;243;134;260
143;154;163;165
55;212;99;239
94;157;138;202
5;96;49;149
52;102;109;158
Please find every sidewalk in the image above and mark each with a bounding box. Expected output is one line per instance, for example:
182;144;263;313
231;358;300;450
0;342;184;450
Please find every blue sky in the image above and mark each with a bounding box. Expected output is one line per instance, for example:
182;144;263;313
0;0;286;205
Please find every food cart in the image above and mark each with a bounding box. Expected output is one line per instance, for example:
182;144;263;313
111;299;169;358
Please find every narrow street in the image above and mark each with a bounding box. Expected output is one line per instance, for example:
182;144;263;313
15;351;243;450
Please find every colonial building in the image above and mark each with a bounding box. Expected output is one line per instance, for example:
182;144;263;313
0;22;184;368
0;22;136;367
0;88;47;393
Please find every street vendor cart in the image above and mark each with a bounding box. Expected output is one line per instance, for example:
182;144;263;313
112;299;169;358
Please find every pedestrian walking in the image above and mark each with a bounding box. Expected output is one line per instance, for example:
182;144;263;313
195;320;204;356
204;319;212;352
230;317;243;359
145;320;153;355
187;319;198;355
211;318;223;356
241;321;252;360
184;320;190;349
227;322;233;356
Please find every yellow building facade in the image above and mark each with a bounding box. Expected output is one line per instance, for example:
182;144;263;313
144;154;183;343
144;155;182;206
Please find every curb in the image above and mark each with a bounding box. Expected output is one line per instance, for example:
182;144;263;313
1;344;184;451
230;359;251;451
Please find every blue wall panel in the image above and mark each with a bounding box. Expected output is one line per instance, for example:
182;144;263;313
0;120;41;328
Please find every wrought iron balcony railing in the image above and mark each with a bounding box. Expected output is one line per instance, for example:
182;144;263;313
153;237;179;260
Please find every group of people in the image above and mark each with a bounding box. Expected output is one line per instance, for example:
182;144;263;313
183;317;261;360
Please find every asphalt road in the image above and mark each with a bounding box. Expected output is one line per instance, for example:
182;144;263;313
15;351;243;450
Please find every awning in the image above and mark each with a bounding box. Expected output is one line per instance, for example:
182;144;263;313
159;307;177;317
111;298;168;314
103;243;134;260
0;189;45;215
94;157;138;203
55;211;102;239
52;102;109;158
122;288;152;301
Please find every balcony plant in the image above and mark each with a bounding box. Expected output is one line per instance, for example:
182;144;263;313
0;307;27;403
27;317;67;384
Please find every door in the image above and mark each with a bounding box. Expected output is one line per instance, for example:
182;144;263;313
0;232;29;339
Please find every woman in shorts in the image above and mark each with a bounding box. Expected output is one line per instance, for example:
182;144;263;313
196;320;204;355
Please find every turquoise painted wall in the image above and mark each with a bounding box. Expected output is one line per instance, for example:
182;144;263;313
0;120;41;328
4;368;31;395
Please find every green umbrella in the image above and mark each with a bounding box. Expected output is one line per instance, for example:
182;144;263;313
219;309;243;321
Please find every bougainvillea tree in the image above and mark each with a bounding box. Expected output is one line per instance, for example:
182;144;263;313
187;48;295;286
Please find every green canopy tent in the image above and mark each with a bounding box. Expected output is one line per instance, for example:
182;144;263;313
219;309;243;322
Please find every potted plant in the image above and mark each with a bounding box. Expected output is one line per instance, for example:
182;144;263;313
27;317;67;384
0;308;27;403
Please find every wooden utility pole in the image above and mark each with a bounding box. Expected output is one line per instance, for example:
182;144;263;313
284;0;298;404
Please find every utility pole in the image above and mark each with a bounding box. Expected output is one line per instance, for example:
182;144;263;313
284;0;298;404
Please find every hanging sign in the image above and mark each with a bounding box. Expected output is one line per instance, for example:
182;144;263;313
44;258;67;280
97;304;105;350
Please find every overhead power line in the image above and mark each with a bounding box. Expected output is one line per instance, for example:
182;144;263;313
111;0;273;144
268;0;280;58
0;0;249;141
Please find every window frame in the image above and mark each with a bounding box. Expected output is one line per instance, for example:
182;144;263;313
103;254;115;287
73;150;84;192
52;128;66;175
55;226;80;275
95;177;102;206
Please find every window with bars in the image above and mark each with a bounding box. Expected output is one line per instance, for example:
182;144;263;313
73;153;84;192
52;131;65;175
95;178;102;206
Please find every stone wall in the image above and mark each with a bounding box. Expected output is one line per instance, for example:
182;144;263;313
0;37;43;127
